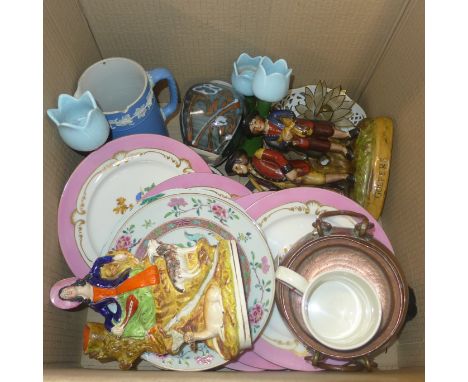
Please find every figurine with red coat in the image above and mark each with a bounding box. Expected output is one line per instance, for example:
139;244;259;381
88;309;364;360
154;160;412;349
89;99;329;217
244;109;358;160
225;147;353;191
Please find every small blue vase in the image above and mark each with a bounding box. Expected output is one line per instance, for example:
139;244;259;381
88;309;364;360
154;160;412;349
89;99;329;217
47;91;110;152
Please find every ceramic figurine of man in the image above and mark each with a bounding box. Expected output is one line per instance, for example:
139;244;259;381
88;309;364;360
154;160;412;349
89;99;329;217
245;109;358;160
50;238;250;369
56;249;186;347
225;148;353;190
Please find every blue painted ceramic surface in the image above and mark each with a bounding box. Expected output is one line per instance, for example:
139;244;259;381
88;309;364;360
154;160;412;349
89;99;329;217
105;73;168;139
75;58;178;139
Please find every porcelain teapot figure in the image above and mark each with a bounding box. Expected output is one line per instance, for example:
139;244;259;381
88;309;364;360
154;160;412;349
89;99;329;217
47;91;110;152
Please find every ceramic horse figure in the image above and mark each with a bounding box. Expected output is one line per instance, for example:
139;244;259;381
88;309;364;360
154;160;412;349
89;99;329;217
146;240;229;350
146;239;203;292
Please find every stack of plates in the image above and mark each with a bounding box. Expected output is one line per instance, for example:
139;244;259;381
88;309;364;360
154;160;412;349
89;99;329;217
57;134;396;371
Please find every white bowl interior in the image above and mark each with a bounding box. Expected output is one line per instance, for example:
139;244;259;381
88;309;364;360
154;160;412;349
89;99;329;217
302;270;382;350
77;58;146;113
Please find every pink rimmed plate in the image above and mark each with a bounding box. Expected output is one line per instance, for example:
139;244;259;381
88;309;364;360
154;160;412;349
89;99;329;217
234;191;274;209
246;188;392;252
244;187;393;371
142;172;252;201
225;363;265;372
58;134;211;277
230;351;285;370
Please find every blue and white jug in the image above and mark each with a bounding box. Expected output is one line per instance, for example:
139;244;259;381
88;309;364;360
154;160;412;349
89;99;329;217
74;57;178;139
47;91;110;152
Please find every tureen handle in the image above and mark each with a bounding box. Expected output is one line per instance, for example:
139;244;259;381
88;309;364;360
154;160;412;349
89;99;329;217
305;351;377;372
313;210;375;238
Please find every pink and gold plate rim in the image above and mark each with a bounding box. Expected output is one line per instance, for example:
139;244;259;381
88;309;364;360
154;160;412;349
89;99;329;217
57;134;211;278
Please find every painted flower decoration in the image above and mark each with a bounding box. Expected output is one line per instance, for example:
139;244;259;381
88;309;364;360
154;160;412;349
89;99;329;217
261;256;270;274
135;191;144;202
195;354;214;365
231;53;262;96
252;56;292;103
168;197;188;208
113;197;133;214
115;235;132;250
47;91;109;151
248;303;264;324
211;204;227;219
294;81;356;130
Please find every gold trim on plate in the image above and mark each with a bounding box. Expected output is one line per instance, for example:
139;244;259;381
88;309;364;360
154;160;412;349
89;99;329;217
72;149;194;265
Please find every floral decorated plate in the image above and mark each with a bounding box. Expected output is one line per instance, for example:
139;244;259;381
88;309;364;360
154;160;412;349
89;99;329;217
275;81;366;131
58;134;211;278
105;187;234;254
103;191;275;371
244;188;393;370
226;191;285;370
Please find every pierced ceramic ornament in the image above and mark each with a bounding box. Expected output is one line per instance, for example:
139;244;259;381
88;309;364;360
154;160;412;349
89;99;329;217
275;81;366;131
180;80;244;166
47;91;110;151
50;237;251;370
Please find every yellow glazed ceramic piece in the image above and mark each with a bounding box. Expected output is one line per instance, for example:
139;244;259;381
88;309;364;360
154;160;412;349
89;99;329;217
351;117;393;219
150;238;250;362
100;191;274;371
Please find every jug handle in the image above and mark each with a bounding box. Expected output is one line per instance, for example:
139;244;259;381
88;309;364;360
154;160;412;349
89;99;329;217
147;68;178;121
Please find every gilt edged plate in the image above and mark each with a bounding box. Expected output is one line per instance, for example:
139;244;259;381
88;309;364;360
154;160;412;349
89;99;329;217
58;134;211;277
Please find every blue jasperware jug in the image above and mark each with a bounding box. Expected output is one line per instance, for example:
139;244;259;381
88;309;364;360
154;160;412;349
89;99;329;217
75;57;178;139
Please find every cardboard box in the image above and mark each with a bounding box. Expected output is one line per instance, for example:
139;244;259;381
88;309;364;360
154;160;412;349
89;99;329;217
43;0;424;380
